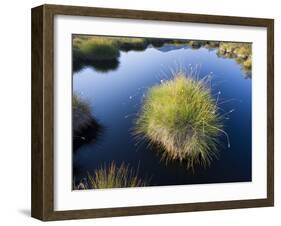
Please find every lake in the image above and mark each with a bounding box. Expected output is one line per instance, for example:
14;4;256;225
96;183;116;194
73;44;252;187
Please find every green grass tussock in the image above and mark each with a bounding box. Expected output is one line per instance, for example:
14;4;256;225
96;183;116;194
73;36;148;56
72;36;121;72
77;38;120;61
72;36;149;72
135;73;223;169
75;162;146;189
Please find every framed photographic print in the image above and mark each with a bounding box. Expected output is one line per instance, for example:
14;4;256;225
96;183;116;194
31;4;274;221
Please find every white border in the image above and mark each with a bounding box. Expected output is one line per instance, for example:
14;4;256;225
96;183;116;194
54;15;267;211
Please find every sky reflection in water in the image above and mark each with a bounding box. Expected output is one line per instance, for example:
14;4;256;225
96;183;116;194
73;45;252;187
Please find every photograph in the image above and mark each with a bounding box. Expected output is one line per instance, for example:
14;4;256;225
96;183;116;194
72;35;252;190
30;3;274;221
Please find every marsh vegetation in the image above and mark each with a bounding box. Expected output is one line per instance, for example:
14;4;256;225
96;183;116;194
73;35;251;76
74;162;146;189
135;74;223;169
217;43;252;76
73;35;252;189
73;94;103;151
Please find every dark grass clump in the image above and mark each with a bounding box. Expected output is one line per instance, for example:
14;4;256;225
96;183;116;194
73;94;92;133
135;73;224;169
72;36;120;72
72;94;104;151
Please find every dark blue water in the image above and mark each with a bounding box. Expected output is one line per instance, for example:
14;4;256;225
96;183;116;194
73;45;252;187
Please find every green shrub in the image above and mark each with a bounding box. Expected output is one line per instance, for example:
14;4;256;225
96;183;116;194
135;73;224;169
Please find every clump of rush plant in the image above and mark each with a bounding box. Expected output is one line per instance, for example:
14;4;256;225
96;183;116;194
135;72;226;169
73;94;92;133
73;94;91;114
77;37;120;61
76;162;147;189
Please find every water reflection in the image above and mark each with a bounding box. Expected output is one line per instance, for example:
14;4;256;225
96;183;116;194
216;51;252;79
73;38;252;187
73;117;103;151
72;36;252;79
73;50;119;73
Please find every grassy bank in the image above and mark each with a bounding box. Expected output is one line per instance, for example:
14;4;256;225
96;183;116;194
73;36;148;57
74;162;146;189
73;35;252;76
135;73;223;169
217;42;252;73
72;36;148;72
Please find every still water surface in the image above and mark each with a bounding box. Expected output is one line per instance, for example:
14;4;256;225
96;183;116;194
73;45;252;187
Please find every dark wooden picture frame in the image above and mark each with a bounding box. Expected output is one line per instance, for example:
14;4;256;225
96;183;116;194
31;4;274;221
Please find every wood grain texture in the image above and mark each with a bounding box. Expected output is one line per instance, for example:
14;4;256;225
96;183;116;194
31;5;44;220
31;5;55;220
31;4;274;221
267;19;274;206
